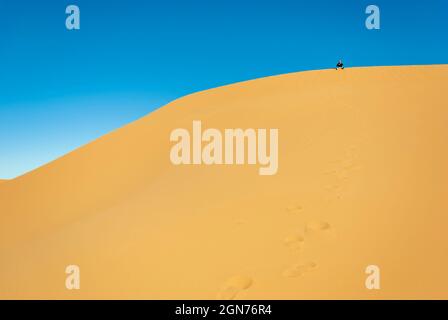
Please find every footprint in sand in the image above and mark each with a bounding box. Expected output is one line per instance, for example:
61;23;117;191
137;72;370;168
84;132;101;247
235;219;246;226
324;184;340;191
217;275;253;300
286;204;303;215
325;145;360;177
324;193;340;204
305;221;331;233
283;262;317;278
284;234;305;251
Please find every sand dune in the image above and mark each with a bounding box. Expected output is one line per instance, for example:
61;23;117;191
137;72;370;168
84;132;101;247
1;65;448;299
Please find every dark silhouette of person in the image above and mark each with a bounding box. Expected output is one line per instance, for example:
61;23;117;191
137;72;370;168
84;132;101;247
336;60;345;70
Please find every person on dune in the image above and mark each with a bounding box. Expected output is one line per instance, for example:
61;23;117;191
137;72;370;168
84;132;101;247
336;60;345;70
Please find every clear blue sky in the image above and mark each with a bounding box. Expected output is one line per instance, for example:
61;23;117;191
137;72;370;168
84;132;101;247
0;0;447;179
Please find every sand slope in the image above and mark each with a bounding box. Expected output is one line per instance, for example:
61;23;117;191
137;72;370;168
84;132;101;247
1;65;448;299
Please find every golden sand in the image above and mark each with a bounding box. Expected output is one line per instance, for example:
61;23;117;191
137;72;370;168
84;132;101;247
0;65;447;299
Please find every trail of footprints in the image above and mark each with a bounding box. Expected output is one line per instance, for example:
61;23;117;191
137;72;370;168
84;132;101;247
217;210;331;299
324;144;361;202
281;146;360;279
216;146;359;298
282;217;330;279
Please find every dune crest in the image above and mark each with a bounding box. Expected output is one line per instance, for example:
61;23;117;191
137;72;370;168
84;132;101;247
1;65;448;299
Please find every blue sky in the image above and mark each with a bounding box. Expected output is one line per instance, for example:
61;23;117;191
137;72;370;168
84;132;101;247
0;0;447;179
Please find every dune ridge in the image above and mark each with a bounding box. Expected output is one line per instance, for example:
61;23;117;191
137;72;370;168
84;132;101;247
1;65;448;299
